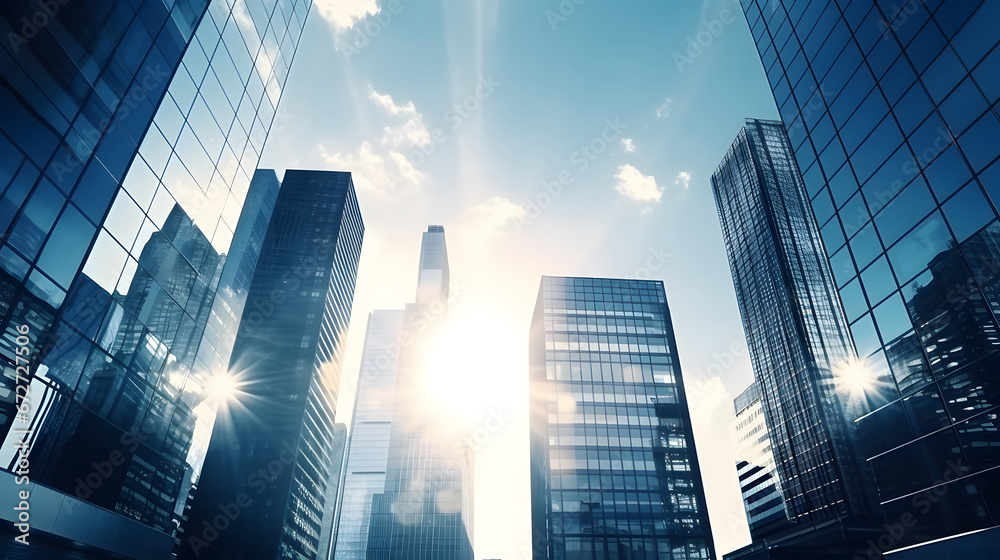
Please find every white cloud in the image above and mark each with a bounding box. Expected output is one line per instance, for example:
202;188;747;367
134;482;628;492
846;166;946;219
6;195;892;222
367;86;431;147
321;141;426;197
320;86;433;197
622;138;637;153
380;119;431;148
387;151;425;186
614;165;663;202
656;97;673;118
368;87;418;117
468;196;528;230
313;0;380;29
450;197;528;258
676;171;692;189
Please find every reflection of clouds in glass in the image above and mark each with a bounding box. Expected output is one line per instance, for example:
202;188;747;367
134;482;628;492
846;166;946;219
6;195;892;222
104;191;145;250
83;230;128;293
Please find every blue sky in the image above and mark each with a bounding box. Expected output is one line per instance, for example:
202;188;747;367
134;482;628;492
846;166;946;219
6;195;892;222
259;0;780;557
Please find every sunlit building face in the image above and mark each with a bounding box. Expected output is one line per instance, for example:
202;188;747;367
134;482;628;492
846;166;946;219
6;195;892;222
335;225;474;560
529;276;715;560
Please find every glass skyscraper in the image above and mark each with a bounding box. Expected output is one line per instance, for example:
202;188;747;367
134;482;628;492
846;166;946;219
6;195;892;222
739;1;1000;555
0;0;310;557
317;422;348;560
712;119;879;555
177;169;363;560
336;225;474;560
529;276;715;560
332;309;405;560
729;382;787;538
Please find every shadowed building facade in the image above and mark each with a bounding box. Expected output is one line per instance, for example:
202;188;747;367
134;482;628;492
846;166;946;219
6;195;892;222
713;120;881;560
0;0;311;557
177;170;363;560
529;276;715;560
739;1;1000;556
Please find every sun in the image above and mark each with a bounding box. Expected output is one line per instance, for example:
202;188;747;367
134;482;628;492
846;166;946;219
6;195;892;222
421;305;521;426
832;357;877;401
203;371;243;407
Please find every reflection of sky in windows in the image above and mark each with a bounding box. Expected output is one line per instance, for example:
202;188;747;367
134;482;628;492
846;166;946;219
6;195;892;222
744;0;1000;546
532;277;714;558
0;0;310;547
335;310;403;560
713;120;869;527
85;0;304;272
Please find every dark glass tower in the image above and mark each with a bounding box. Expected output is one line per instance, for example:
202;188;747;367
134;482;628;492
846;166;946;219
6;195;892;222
0;0;310;557
359;225;475;560
177;170;363;560
529;276;715;560
712;119;880;554
740;1;1000;555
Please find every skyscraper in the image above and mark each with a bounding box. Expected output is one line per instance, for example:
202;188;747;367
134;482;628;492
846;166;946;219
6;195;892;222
333;225;474;560
713;119;884;559
739;1;1000;555
177;169;363;560
317;423;349;560
0;0;311;557
713;117;878;524
729;382;787;539
529;276;715;560
332;310;406;560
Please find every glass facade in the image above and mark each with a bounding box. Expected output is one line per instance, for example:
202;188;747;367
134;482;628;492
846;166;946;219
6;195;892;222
332;309;405;560
711;119;877;533
415;224;449;306
0;0;310;556
740;0;1000;552
177;169;364;560
317;422;348;560
529;276;715;560
729;382;787;538
361;226;475;560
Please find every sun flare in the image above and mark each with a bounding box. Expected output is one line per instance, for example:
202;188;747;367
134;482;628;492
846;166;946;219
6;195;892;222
421;306;521;426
